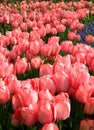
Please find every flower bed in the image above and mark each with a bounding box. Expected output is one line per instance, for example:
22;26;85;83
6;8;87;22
0;0;94;130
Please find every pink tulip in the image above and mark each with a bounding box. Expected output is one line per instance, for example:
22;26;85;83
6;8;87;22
48;36;61;56
0;79;10;104
79;118;94;130
53;55;71;74
12;104;38;126
38;89;54;101
68;31;76;41
14;57;28;74
85;35;94;44
31;56;42;69
4;74;21;94
54;92;70;120
41;123;59;130
52;72;70;93
84;97;94;115
12;87;38;111
60;40;74;53
28;40;41;55
29;31;40;41
9;45;21;60
39;75;56;95
75;83;93;103
30;78;40;91
39;63;53;77
41;44;52;57
38;100;56;124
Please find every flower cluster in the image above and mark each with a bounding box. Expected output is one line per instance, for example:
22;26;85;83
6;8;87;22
0;0;94;130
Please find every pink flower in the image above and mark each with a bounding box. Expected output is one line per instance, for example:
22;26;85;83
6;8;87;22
0;79;10;104
4;74;21;94
79;118;94;130
12;87;38;111
41;44;52;57
52;72;70;93
31;56;42;69
60;40;74;53
38;100;56;124
41;123;59;130
12;104;38;126
38;89;54;101
39;75;56;95
54;92;70;120
74;83;93;103
84;97;94;115
85;34;94;44
28;40;41;55
48;36;61;56
14;57;28;74
39;63;53;77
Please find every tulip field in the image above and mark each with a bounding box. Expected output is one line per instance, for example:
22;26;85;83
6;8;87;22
1;0;94;130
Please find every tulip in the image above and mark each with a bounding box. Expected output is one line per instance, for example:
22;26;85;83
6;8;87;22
31;56;43;69
4;74;21;94
79;118;94;130
12;87;38;111
39;75;56;95
0;79;10;104
54;92;71;120
14;57;28;74
84;97;94;115
38;100;56;124
12;104;38;126
39;63;53;77
41;123;59;130
52;72;70;93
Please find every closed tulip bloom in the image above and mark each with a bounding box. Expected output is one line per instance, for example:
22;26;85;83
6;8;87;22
14;57;28;74
12;87;38;111
41;44;52;58
79;118;94;130
38;89;54;101
39;75;56;95
0;79;10;104
52;72;70;93
31;56;42;69
84;97;94;115
39;63;53;77
75;83;93;103
4;74;21;94
38;100;56;124
41;123;59;130
11;104;38;127
54;92;71;120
